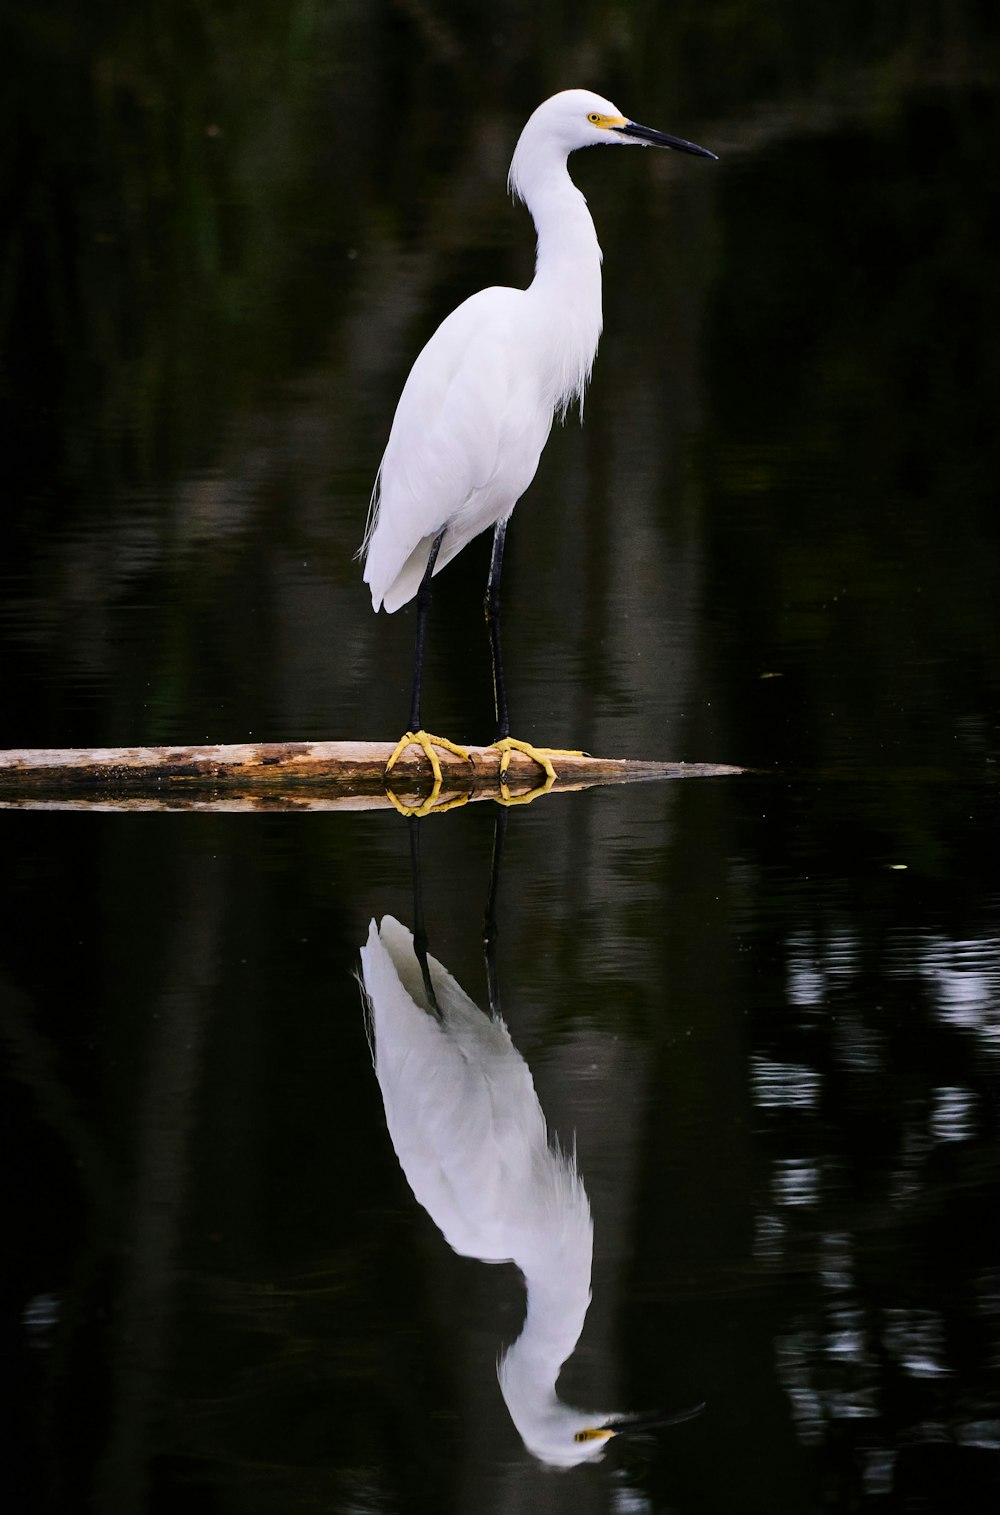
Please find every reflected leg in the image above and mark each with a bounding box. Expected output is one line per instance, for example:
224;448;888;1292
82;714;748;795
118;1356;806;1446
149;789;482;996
408;816;439;1015
483;806;509;1018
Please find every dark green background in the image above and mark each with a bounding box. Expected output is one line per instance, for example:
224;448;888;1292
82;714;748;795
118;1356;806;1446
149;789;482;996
2;5;999;1512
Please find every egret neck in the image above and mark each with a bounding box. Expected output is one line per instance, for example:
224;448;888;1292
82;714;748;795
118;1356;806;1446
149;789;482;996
497;1218;605;1465
512;147;604;419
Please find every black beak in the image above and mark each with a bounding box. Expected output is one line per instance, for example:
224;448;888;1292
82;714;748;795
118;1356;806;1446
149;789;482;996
614;121;718;160
604;1402;706;1439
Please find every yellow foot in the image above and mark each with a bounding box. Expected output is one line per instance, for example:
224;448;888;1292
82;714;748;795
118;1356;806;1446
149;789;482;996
383;731;473;817
385;730;472;786
490;737;585;782
489;737;586;807
384;783;472;819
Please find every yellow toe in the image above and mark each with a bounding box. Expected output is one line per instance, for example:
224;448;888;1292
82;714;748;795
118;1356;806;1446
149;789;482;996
384;730;472;785
490;737;583;783
496;770;556;807
384;783;472;818
383;731;473;816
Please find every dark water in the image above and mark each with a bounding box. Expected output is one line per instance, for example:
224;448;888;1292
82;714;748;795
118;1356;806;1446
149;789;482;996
3;8;1000;1512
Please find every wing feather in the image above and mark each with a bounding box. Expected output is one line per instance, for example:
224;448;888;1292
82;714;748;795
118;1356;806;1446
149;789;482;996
362;287;551;612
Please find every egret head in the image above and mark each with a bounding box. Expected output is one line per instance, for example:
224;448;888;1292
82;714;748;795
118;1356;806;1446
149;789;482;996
509;88;717;202
498;1389;707;1469
498;1397;619;1469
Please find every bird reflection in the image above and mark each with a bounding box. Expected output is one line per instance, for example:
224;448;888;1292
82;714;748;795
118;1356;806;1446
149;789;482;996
359;817;702;1466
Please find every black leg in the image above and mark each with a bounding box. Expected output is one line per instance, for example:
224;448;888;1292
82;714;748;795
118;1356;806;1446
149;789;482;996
485;519;510;741
482;806;509;1017
408;816;439;1015
409;530;446;734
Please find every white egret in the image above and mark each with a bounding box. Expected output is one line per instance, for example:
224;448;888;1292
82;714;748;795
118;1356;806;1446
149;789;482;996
359;914;703;1465
362;89;717;799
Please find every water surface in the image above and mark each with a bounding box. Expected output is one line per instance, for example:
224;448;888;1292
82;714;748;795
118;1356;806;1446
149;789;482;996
3;11;999;1512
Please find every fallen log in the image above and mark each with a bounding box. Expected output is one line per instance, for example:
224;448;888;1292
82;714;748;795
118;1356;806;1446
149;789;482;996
0;741;743;811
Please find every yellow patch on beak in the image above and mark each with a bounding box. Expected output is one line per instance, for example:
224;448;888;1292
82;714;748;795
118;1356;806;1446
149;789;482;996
586;113;628;129
573;1426;615;1443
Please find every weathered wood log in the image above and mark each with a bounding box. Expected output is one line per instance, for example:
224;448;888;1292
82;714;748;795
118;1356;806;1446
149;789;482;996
0;741;743;811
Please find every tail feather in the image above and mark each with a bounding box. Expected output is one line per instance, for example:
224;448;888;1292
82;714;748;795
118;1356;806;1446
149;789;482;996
357;467;383;566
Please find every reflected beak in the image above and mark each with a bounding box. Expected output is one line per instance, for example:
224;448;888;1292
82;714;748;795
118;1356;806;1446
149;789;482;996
614;121;718;160
602;1402;707;1439
573;1426;615;1444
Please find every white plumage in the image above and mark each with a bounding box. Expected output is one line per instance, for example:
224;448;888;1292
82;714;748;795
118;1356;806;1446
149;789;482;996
363;288;560;613
359;915;611;1466
362;88;716;616
362;91;716;795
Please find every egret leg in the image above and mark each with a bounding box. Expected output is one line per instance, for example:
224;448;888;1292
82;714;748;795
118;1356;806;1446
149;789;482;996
408;817;439;1015
484;519;584;803
487;519;512;744
482;806;509;1018
409;530;443;736
385;529;472;806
